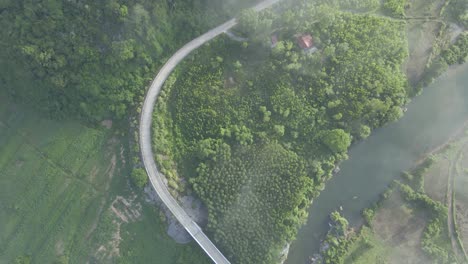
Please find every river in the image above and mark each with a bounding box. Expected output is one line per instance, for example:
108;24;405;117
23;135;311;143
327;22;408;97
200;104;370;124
286;63;468;264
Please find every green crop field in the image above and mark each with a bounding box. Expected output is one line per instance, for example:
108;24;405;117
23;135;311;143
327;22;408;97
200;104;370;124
0;92;209;264
0;92;122;263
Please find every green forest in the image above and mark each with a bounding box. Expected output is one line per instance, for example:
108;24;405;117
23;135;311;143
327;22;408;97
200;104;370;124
0;0;253;121
152;0;468;263
1;0;467;263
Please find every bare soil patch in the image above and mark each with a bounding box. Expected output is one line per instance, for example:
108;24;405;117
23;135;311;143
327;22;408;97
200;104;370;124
105;154;117;187
372;191;431;264
405;21;440;84
404;0;448;85
143;185;209;244
94;195;143;261
111;195;142;223
89;166;99;182
84;139;122;241
94;221;122;261
55;239;64;256
101;119;113;129
424;157;449;203
144;185;192;243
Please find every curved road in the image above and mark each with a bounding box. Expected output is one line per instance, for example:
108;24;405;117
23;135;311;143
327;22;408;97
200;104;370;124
139;1;280;263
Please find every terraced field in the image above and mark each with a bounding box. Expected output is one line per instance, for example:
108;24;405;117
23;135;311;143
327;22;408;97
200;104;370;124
0;92;211;263
0;95;122;262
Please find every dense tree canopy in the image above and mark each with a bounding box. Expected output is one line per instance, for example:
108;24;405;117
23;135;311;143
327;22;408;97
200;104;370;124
321;129;352;154
3;0;463;263
0;0;255;121
153;1;412;262
192;143;314;263
383;0;408;17
441;33;468;65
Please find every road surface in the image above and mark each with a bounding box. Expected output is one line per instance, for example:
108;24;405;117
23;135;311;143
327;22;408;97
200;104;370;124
139;1;280;263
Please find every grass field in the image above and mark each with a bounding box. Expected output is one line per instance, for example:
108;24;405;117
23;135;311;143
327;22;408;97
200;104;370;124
343;227;390;264
422;127;468;259
451;133;468;258
455;151;468;255
342;187;452;264
369;192;431;264
0;92;209;263
0;94;118;263
341;127;468;264
404;0;452;86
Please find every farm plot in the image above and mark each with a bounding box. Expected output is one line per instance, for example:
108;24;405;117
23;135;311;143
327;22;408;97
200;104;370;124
0;93;211;264
0;96;119;263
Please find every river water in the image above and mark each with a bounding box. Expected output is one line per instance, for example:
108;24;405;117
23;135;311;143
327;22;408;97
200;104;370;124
286;63;468;264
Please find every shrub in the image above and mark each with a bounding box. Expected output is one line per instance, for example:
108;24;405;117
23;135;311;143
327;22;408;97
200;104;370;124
131;168;148;188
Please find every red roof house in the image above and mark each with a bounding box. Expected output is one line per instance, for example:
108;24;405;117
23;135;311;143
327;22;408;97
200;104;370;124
297;34;313;49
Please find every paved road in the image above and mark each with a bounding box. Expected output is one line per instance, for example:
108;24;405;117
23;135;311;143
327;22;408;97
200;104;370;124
139;1;280;263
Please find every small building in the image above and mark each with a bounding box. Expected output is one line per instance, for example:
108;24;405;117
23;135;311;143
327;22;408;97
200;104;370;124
297;34;313;49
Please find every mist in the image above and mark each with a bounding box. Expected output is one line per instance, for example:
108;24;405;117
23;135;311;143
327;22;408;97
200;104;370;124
287;63;468;263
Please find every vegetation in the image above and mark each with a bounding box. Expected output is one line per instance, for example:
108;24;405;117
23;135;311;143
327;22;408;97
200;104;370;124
321;212;355;264
0;92;209;263
0;93;116;262
383;0;408;17
320;180;455;264
152;1;414;262
441;33;468;65
320;215;391;264
130;168;148;188
0;0;254;121
312;0;380;12
343;227;388;264
321;129;352;154
446;0;468;27
362;186;395;226
192;143;313;262
117;202;211;264
1;0;467;263
417;0;468;89
396;181;455;263
0;0;261;261
320;147;460;264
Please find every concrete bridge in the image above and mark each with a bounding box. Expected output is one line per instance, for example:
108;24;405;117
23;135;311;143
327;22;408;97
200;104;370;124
139;0;281;263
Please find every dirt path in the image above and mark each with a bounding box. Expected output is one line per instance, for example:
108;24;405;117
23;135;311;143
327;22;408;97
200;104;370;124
447;142;468;263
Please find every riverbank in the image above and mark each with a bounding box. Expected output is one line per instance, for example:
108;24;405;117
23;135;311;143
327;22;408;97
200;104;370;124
145;0;467;262
307;119;468;264
286;61;468;263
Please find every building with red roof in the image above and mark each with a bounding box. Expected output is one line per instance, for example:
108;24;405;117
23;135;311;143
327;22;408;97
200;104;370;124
297;34;313;49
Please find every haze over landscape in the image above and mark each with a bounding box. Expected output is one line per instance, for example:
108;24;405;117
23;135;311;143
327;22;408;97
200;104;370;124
0;0;467;263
